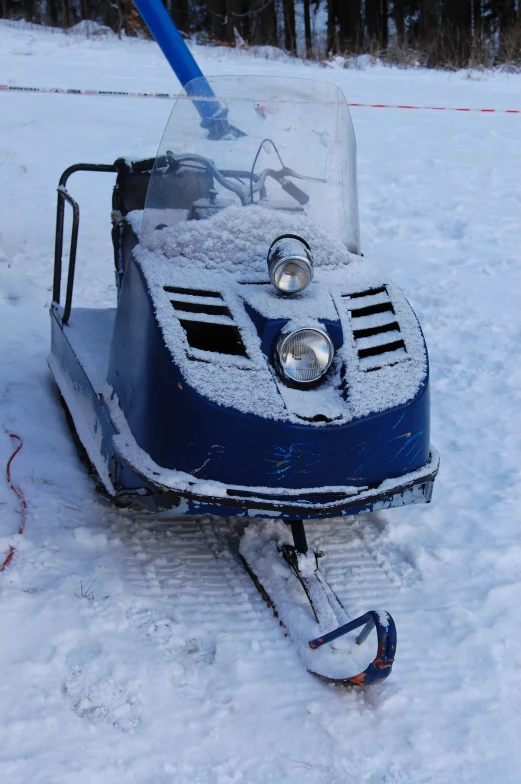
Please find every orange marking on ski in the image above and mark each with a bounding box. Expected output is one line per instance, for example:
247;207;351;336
348;673;367;686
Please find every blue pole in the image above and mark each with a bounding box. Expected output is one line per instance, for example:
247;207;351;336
130;0;221;120
133;0;244;137
133;0;205;90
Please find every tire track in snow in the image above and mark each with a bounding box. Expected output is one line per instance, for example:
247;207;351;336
109;513;320;706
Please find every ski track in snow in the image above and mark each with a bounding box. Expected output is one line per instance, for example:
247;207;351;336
1;20;521;783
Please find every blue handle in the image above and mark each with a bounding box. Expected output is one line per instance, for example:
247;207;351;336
131;1;220;120
133;0;204;89
133;0;244;138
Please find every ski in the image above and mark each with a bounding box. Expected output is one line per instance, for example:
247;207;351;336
240;520;397;687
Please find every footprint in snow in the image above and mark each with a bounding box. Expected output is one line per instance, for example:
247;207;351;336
4;291;21;304
127;608;216;668
440;217;467;241
62;642;141;733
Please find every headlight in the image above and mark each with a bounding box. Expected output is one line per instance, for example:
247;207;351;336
277;328;334;385
268;235;313;294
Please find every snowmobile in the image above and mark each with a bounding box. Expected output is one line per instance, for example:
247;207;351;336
49;74;439;687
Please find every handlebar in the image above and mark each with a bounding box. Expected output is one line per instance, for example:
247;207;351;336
165;151;317;207
279;179;310;206
174;153;250;205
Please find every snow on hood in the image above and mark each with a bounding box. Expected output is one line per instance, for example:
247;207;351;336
131;204;355;273
129;206;427;424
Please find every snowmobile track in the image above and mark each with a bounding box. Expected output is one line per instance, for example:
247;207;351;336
110;514;313;692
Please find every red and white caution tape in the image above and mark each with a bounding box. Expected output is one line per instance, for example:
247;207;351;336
348;102;520;114
1;433;27;573
0;84;177;98
1;83;520;114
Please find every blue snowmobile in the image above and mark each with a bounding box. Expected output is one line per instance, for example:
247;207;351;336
49;6;438;687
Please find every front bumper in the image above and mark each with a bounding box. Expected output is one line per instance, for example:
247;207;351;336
114;424;439;518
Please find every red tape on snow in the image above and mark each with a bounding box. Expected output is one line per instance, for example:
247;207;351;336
1;433;27;573
0;83;519;114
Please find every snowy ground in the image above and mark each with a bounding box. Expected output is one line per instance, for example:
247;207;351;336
1;21;521;783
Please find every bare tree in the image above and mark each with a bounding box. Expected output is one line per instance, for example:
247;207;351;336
393;0;406;48
303;0;312;57
282;0;296;53
326;0;337;54
337;0;362;53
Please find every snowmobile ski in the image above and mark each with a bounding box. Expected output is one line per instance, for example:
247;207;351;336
240;520;396;686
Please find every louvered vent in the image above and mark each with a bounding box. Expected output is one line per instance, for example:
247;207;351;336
342;286;407;370
164;286;247;357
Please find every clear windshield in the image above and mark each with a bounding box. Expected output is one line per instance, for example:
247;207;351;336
142;76;360;255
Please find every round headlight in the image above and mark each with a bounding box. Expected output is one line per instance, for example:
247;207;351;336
277;328;334;385
268;235;313;294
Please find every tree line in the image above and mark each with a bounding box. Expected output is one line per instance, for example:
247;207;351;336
2;1;520;68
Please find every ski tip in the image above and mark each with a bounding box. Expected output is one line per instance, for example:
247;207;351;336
308;610;397;687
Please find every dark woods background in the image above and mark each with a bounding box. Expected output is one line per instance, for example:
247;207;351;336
2;1;521;68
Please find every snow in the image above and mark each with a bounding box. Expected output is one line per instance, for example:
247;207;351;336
139;204;354;272
2;20;521;784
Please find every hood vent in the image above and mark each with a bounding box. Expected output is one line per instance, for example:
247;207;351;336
170;299;230;317
164;286;247;357
164;285;222;299
342;286;407;370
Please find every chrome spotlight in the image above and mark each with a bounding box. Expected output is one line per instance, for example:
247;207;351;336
267;235;313;294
